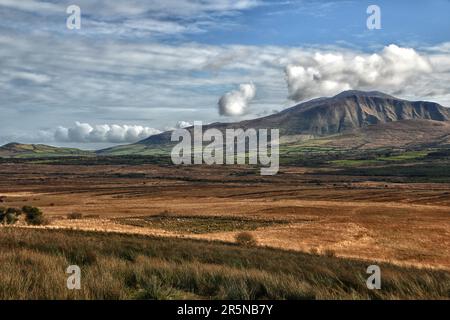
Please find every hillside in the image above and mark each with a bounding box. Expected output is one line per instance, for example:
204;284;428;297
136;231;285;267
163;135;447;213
3;91;450;158
0;143;93;158
100;90;450;155
296;119;450;150
260;90;449;136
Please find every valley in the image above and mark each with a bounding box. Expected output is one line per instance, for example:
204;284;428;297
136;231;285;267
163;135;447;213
1;159;449;271
1;91;449;299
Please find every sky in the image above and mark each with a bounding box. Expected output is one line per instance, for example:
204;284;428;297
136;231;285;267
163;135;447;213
1;0;450;149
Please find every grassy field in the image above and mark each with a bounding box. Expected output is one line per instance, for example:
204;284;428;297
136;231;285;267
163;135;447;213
114;214;288;234
0;227;449;300
334;160;450;183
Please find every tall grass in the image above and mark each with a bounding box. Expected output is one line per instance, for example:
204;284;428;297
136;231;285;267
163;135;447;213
0;227;448;300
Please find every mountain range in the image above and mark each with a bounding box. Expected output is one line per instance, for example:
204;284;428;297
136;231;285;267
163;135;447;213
2;90;450;158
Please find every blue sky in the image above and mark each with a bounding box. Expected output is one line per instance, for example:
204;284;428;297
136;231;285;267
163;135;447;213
0;0;450;148
188;0;450;48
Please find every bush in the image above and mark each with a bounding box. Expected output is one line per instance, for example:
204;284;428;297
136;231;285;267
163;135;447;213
324;249;336;258
235;232;257;246
67;212;83;220
22;206;46;226
0;207;22;225
0;207;5;224
6;212;19;225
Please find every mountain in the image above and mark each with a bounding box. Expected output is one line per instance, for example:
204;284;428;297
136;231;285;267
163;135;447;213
4;91;448;158
269;90;449;136
100;90;450;154
0;143;93;158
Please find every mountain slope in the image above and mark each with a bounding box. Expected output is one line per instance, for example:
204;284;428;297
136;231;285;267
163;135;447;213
0;143;93;158
4;91;449;158
292;119;450;150
259;90;449;136
100;90;450;155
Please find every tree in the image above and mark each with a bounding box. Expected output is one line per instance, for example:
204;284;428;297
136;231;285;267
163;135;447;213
22;206;46;225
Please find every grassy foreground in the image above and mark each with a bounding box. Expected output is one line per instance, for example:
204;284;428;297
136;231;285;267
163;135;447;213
0;228;449;300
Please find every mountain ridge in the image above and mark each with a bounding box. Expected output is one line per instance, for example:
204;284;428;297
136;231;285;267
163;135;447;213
2;90;450;158
133;90;450;147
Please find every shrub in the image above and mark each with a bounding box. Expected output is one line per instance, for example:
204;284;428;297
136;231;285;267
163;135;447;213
235;232;257;246
0;207;22;225
22;206;46;226
6;213;19;225
67;212;83;220
324;249;336;258
0;207;5;224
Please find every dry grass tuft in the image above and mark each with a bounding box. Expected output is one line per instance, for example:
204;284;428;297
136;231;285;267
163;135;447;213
235;232;257;246
0;228;448;300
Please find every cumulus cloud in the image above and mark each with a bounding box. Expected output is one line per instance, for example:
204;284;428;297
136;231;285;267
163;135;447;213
162;121;194;131
54;122;161;143
285;44;433;102
175;121;193;129
218;83;256;116
2;33;450;146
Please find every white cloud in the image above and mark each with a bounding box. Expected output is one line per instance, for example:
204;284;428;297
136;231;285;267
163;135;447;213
0;0;263;37
162;121;194;131
55;122;161;143
218;83;256;116
175;121;193;129
1;33;450;147
0;0;61;13
285;44;433;102
6;71;51;84
0;0;261;17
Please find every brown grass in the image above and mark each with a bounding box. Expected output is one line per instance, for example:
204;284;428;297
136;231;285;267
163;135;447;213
235;232;257;246
67;212;83;220
0;227;448;300
0;163;449;271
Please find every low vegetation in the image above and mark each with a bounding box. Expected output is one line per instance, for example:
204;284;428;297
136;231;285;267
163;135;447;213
335;160;450;183
0;228;448;300
22;206;46;225
0;206;46;226
115;215;288;234
235;232;257;246
67;212;83;220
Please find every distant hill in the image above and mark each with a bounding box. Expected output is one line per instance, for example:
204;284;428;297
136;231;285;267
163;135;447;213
0;143;93;158
100;90;450;155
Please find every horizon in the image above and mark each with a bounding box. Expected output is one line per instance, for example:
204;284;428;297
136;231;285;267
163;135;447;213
1;88;449;152
1;0;450;148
